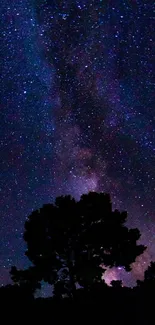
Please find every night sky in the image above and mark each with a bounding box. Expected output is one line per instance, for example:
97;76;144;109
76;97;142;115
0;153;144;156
0;0;154;290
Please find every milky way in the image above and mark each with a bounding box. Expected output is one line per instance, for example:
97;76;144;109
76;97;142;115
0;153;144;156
0;0;154;288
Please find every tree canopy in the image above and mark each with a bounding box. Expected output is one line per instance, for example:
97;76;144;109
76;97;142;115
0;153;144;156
11;192;145;298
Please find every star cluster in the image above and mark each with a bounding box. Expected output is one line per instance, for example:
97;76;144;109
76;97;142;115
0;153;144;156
0;0;154;287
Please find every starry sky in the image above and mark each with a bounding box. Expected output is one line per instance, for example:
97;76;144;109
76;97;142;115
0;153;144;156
0;0;154;289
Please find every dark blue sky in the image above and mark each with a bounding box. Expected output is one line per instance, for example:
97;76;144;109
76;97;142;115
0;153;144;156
0;0;154;288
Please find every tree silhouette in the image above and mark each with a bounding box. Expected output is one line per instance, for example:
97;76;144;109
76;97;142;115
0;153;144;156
144;262;155;282
12;192;145;298
10;266;41;293
137;261;155;290
111;280;123;288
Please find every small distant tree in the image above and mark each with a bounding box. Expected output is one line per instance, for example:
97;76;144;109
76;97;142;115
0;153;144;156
11;192;145;298
144;262;155;282
137;261;155;289
10;266;41;294
111;280;123;288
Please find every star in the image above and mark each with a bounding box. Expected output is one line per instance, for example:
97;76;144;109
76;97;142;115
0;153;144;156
0;0;154;289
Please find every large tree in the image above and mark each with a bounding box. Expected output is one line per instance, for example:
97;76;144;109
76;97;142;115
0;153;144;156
11;192;145;298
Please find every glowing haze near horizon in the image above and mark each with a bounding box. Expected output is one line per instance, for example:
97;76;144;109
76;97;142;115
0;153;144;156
0;0;154;292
